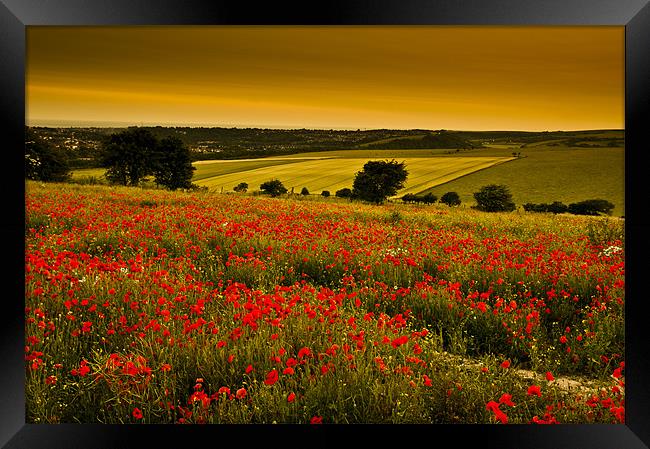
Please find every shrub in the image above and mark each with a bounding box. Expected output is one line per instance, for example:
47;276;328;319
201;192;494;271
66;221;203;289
335;188;352;198
321;191;330;197
421;193;438;204
260;179;288;197
568;199;615;216
473;184;516;212
401;193;418;203
300;187;310;196
440;191;461;206
233;182;248;193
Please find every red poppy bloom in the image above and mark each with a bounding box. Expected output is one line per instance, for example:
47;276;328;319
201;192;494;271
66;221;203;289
287;392;296;403
527;385;542;397
245;364;254;374
161;364;172;372
499;394;515;407
613;367;622;379
264;369;279;385
500;360;510;369
283;367;295;375
559;336;568;344
545;372;555;382
236;388;247;399
132;408;143;419
310;416;323;424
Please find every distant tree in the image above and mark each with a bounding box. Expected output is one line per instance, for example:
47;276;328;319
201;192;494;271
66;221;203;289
233;182;248;193
101;128;158;186
25;128;71;182
473;184;516;212
300;187;310;196
568;199;614;216
401;193;418;203
260;179;288;197
321;190;330;197
351;160;408;204
440;191;461;206
547;201;568;214
335;188;352;198
152;136;196;190
421;193;438;204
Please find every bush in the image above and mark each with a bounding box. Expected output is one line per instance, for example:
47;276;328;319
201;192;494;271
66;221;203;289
402;193;418;203
321;191;330;197
440;192;461;206
300;187;310;196
568;199;615;216
421;193;438;204
473;184;516;212
233;182;248;193
523;201;568;214
335;188;352;198
260;179;288;197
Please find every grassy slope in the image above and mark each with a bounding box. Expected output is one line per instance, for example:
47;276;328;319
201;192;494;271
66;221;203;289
418;145;625;217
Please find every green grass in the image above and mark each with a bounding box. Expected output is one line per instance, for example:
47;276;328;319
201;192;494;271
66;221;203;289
418;145;625;217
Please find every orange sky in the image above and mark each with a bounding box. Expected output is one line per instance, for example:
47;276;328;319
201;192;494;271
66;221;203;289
26;26;624;131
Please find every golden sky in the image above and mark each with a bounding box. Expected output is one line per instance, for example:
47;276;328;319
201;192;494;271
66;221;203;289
26;26;624;131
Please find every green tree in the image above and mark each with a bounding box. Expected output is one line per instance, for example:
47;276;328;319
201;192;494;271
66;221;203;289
321;190;330;197
260;179;288;197
25;128;71;182
440;191;461;206
351;160;408;204
233;182;248;192
100;128;158;186
300;187;310;196
335;188;352;198
152;136;196;190
473;184;516;212
568;199;614;216
421;193;438;204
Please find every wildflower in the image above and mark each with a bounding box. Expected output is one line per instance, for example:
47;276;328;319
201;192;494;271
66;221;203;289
545;372;555;382
310;416;323;424
264;369;279;385
527;385;542;397
245;364;254;374
283;367;295;375
499;394;515;407
132;408;143;419
236;388;247;400
559;336;567;344
161;364;172;372
500;360;510;369
287;392;296;403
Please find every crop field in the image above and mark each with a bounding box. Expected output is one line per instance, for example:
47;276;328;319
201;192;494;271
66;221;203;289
193;156;514;196
420;145;625;217
25;181;625;424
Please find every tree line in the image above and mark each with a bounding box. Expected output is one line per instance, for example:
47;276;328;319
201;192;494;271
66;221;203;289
25;128;196;190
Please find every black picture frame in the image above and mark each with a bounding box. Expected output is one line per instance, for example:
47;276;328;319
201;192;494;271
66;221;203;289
2;0;649;447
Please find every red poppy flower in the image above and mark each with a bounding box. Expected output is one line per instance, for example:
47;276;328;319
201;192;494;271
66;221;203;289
283;367;295;375
132;408;143;419
545;372;555;382
287;392;296;403
527;385;542;397
559;336;567;344
264;369;279;385
245;364;254;374
236;388;247;399
499;393;515;407
500;360;510;369
310;416;323;424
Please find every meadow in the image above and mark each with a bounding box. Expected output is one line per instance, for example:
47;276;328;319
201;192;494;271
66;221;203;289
25;181;625;424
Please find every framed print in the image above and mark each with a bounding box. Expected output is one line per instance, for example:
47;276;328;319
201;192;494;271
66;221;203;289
2;0;649;447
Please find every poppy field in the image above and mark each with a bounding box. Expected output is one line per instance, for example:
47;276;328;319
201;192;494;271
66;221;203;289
25;182;625;424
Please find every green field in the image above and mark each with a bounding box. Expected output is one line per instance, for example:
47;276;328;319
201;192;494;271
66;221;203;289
419;145;625;217
193;156;514;196
71;140;624;216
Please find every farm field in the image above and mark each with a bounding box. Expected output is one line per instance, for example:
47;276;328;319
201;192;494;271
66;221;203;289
25;181;625;424
419;145;625;217
192;156;515;196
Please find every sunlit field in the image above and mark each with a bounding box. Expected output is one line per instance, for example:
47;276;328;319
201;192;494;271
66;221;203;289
25;182;625;424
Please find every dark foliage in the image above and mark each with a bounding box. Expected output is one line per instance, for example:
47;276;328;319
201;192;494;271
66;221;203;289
260;179;288;197
473;184;516;212
440;191;461;206
351;160;408;204
24;128;71;182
